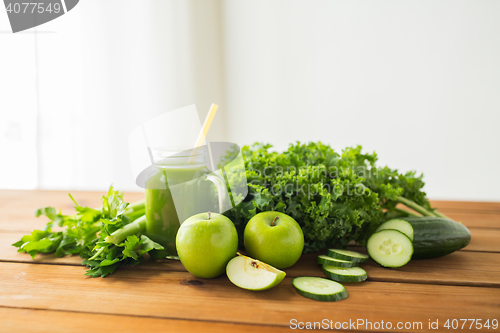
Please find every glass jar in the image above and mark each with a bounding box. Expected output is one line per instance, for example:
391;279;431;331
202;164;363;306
144;147;226;256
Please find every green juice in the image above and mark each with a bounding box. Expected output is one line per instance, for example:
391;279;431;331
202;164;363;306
145;163;216;256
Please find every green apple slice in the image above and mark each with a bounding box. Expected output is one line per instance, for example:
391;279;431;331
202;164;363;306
226;254;286;291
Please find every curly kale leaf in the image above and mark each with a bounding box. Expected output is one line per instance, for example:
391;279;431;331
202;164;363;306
224;142;432;253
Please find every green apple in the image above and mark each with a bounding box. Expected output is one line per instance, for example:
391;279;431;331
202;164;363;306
226;253;286;290
176;212;238;279
244;211;304;269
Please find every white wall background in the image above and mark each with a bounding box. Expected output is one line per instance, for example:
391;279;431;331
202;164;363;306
222;0;500;201
0;0;225;191
1;0;499;201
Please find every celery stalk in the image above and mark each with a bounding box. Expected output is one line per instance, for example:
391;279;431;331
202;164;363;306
396;196;437;217
105;215;147;245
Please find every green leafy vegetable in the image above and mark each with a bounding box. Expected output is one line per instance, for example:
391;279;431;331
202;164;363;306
13;203;97;259
13;185;163;277
224;142;445;253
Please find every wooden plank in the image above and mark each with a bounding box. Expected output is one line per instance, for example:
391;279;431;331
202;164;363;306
396;203;500;229
287;251;500;288
3;207;500;235
430;200;500;213
4;245;500;289
4;213;495;235
2;230;500;287
1;190;499;216
0;191;144;232
0;262;498;332
465;228;500;253
4;227;499;261
0;190;144;206
1;190;499;232
0;307;295;333
443;212;500;229
0;217;49;233
3;190;498;212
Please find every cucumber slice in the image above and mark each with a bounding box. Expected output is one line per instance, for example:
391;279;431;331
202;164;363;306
326;249;369;263
323;266;368;282
317;255;356;267
375;219;414;241
292;277;348;302
367;229;413;268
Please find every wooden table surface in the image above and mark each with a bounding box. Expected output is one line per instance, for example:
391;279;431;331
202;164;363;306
1;190;499;332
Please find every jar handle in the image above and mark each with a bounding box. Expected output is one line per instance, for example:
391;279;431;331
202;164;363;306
205;173;230;214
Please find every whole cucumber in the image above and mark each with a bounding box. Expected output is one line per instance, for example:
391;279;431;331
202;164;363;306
401;217;471;259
